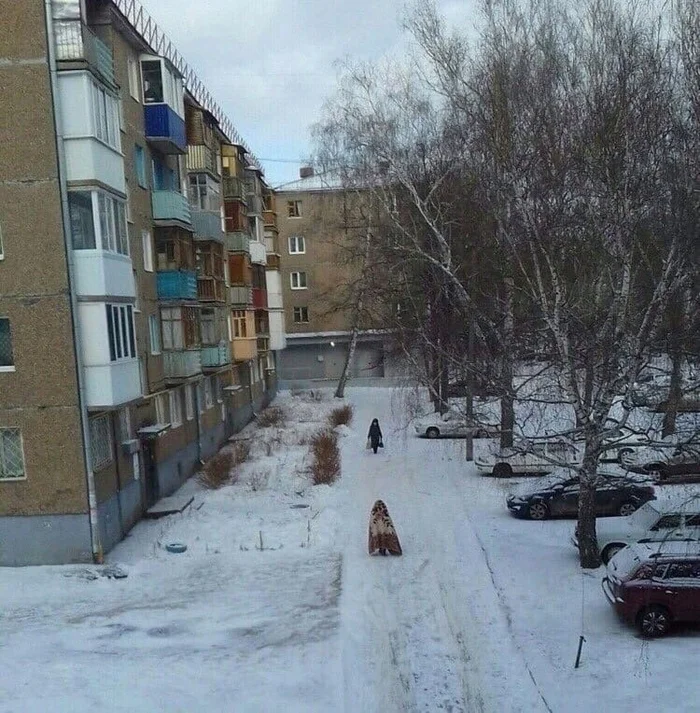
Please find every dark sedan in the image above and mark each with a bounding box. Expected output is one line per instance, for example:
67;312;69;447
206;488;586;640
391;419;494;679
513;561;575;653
506;475;656;520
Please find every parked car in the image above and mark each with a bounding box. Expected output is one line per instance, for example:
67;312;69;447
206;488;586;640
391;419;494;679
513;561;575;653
571;501;700;564
414;409;498;439
626;442;700;482
603;542;700;637
506;474;655;520
596;422;652;466
477;439;581;477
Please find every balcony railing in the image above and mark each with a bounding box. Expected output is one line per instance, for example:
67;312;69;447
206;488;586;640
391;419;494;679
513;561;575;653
197;276;226;302
164;349;202;380
230;285;253;306
201;343;231;368
54;20;115;86
232;338;258;362
263;209;278;229
191;210;224;241
266;253;280;270
152;191;191;224
222;176;246;202
157;270;197;300
187;145;219;176
225;231;250;253
145;104;187;154
252;287;267;309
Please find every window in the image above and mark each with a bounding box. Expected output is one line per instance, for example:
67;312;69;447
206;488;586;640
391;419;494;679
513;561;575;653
89;415;113;471
118;408;132;442
188;173;220;211
96;193;128;255
204;377;213;408
106;305;136;362
128;56;141;101
154;393;168;423
169;389;182;427
651;515;683;531
288;235;305;254
290;271;307;290
134;145;147;188
185;383;194;421
133;270;140;312
0;428;25;480
90;81;121;150
232;310;247;338
142;230;153;272
666;562;698;579
293;306;309;323
148;314;161;355
287;200;302;218
141;60;164;104
68;191;97;249
0;318;14;369
161;307;199;349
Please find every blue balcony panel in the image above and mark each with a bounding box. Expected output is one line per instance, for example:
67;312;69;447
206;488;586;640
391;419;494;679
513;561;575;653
152;191;191;224
157;270;197;300
144;104;187;154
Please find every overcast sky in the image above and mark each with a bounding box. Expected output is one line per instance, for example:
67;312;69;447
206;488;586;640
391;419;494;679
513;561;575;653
141;0;479;187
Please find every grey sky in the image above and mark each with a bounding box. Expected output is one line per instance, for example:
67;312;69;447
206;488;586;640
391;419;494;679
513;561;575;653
141;0;478;186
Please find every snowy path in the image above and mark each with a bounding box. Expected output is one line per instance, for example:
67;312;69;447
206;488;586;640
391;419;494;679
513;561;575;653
337;389;549;713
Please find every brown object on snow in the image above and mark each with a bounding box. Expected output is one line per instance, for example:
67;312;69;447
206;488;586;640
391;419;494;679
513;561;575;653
368;500;402;556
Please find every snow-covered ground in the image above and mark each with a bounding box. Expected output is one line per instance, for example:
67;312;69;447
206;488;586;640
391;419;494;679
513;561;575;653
2;387;700;712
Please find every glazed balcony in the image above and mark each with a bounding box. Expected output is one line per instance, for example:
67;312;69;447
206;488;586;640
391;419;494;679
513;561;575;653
54;20;115;86
152;191;191;224
144;104;187;154
157;271;197;301
257;335;270;353
249;239;267;266
252;287;268;309
222;176;247;202
163;350;201;380
197;276;226;302
230;285;253;306
225;231;250;253
232;338;258;362
263;209;278;230
191;210;224;242
187;145;219;176
263;235;279;255
201;342;231;369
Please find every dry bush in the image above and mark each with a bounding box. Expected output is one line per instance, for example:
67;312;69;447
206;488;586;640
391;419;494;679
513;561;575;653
310;430;341;485
248;468;271;492
329;404;354;428
256;406;286;428
198;442;250;490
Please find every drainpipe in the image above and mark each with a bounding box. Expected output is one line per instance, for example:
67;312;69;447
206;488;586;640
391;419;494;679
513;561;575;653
44;0;102;563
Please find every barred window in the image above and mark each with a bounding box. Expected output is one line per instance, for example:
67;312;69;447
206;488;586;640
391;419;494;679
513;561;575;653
89;415;112;471
0;429;25;480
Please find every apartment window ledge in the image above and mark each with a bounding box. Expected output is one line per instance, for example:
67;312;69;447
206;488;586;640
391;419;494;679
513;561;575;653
0;475;27;483
0;366;16;373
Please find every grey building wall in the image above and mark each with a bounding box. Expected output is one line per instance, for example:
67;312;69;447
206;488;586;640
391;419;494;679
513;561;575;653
279;339;385;381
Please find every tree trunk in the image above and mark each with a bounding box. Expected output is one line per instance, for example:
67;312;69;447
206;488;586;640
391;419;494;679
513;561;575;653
578;363;594;428
439;356;450;415
577;448;601;569
465;319;476;461
662;300;684;437
500;277;515;449
335;327;359;398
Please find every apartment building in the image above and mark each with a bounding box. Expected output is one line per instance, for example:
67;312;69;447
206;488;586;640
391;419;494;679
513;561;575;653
0;0;285;565
275;168;391;384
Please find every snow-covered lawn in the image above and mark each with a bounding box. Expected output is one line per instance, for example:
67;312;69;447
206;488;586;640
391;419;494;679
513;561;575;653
2;387;700;712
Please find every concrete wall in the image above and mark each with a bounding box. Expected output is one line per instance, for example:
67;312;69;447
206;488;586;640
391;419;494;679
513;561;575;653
279;339;386;381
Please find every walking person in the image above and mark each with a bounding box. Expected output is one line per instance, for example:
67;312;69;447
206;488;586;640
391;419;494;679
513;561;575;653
367;418;383;454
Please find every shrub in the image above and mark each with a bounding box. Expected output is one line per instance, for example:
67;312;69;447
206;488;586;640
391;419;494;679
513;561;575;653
198;441;250;489
310;430;341;485
248;468;270;492
329;404;354;428
256;406;286;428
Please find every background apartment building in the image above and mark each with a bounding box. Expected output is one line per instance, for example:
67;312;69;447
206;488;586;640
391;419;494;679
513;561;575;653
276;168;392;384
0;0;285;565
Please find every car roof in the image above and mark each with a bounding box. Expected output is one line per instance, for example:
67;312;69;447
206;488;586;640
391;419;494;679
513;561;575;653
628;541;700;560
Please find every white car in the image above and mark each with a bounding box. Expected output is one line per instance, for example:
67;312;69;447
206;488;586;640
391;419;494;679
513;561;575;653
596;423;652;466
476;439;582;477
413;409;498;439
571;500;700;564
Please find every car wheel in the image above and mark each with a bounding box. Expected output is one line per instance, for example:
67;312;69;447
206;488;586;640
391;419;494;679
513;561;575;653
618;501;638;517
638;605;672;638
601;543;625;564
426;427;440;439
645;462;665;476
492;462;513;478
618;448;634;465
528;501;549;520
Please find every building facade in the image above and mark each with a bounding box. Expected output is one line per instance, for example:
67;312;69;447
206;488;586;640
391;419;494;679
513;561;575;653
275;169;391;385
0;0;285;565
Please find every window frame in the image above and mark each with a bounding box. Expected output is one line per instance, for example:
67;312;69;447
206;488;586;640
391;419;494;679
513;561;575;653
106;304;137;363
148;314;161;355
293;306;309;324
0;317;15;371
288;235;306;254
128;56;141;102
287;200;302;218
155;393;168;424
142;230;154;272
134;145;147;188
185;383;194;421
169;389;182;428
0;428;26;481
290;271;307;290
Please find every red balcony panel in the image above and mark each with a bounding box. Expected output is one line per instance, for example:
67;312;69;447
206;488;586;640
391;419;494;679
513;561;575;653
252;287;267;309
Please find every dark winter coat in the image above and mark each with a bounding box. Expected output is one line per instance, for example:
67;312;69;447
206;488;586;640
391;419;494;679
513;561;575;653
368;420;383;447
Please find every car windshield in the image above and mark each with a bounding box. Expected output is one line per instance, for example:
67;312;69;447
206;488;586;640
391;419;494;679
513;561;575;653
625;502;660;529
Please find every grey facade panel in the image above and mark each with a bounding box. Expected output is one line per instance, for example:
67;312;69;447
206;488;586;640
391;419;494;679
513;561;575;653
0;513;92;566
279;341;385;381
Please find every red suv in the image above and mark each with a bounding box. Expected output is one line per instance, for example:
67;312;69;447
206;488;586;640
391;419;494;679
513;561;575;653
602;542;700;637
